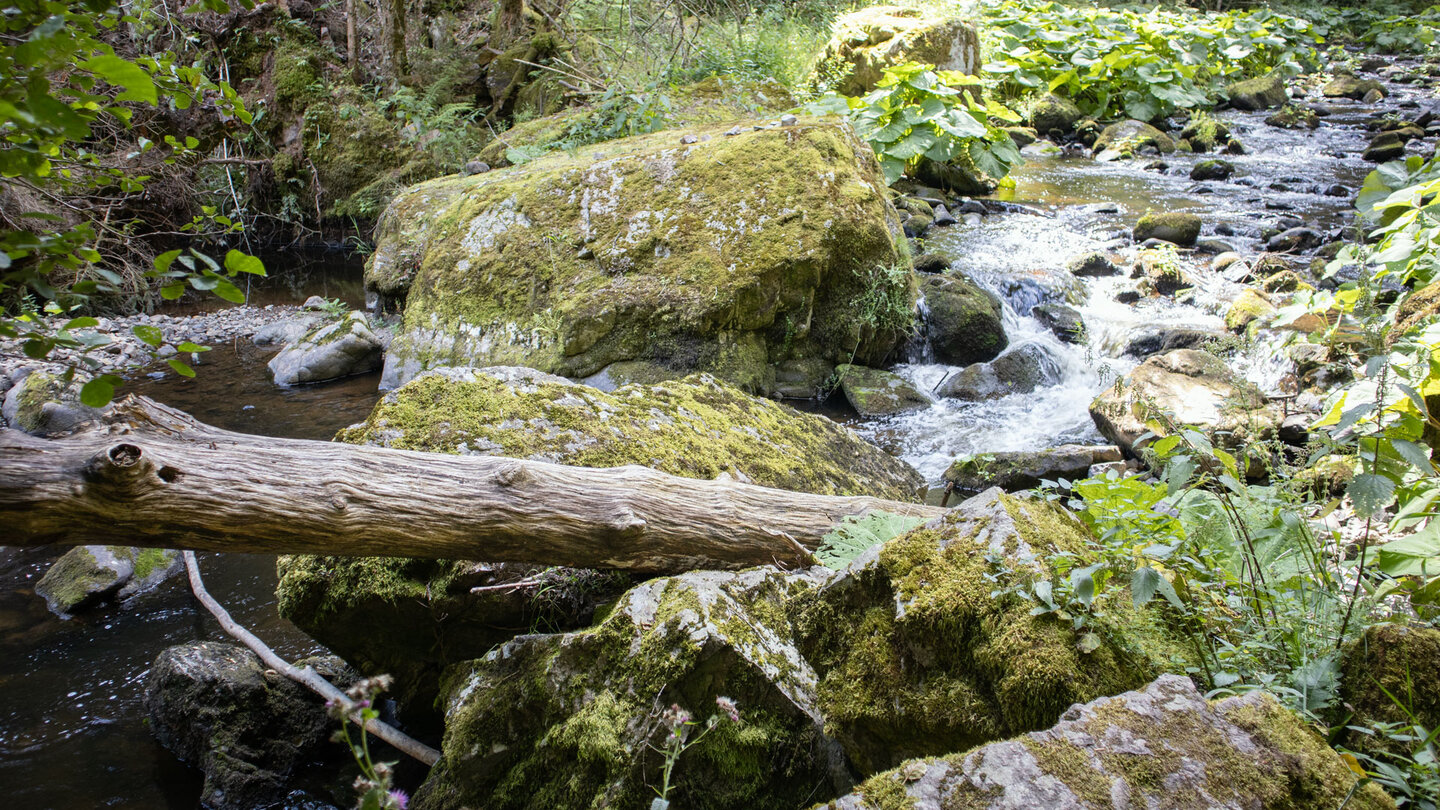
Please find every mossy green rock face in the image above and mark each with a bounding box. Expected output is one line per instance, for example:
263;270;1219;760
278;369;923;712
366;118;911;395
1133;212;1202;247
339;367;924;500
1226;68;1290;111
1089;349;1279;457
1225;288;1277;333
1339;624;1440;759
943;445;1121;494
809;6;980;97
834;364;931;417
1029;93;1083;136
793;489;1187;777
1093;120;1176;161
35;545;180;616
1;370;104;436
1323;74;1386;101
819;674;1393;809
920;274;1007;366
415;568;840;810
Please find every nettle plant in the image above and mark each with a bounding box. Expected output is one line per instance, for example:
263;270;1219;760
802;62;1022;186
980;0;1320;121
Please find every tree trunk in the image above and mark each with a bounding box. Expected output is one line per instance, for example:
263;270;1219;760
346;0;360;83
0;396;943;573
384;0;407;79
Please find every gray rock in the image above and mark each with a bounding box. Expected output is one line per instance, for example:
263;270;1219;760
464;160;491;175
932;203;957;226
301;295;328;311
1324;74;1386;101
921;274;1007;366
251;314;324;347
824;674;1390;809
35;545;181;615
938;343;1061;401
1225;68;1289;111
268;311;385;386
1267;227;1323;253
1124;327;1226;358
943;444;1121;493
1029;93;1082;135
1067;251;1121;277
1093;120;1175;160
1032;303;1084;343
912;253;950;274
144;642;348;810
1;369;105;436
1196;238;1235;254
835;364;930;416
779;113;798;127
1190;159;1235;181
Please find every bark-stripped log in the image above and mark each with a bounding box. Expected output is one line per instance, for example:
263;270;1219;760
0;395;944;572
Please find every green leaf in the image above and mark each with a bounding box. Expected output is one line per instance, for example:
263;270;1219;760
62;316;99;330
1349;473;1397;518
212;279;246;304
132;324;164;346
153;249;182;274
80;55;157;104
167;357;196;378
175;341;210;353
79;374;122;407
160;283;185;300
1390;438;1432;471
224;249;266;277
1131;566;1162;606
816;511;925;568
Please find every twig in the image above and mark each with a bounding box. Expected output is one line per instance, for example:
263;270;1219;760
181;551;440;766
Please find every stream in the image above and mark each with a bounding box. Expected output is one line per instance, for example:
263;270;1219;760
1;67;1430;808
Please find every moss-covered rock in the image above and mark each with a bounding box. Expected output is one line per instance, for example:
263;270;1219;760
1191;159;1236;181
366;117;911;396
0;370;104;436
1089;348;1280;457
414;567;841;810
1226;287;1278;333
920;273;1007;366
1029;93;1082;137
943;445;1121;494
1339;623;1440;759
34;545;181;616
808;6;980;97
1323;73;1386;101
819;674;1392;809
834;364;931;417
1093;120;1176;161
1266;104;1320;130
1133;212;1202;247
793;489;1188;777
144;641;351;810
267;310;385;385
1226;68;1290;111
278;368;924;711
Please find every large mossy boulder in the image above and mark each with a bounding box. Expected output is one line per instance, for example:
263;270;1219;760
793;489;1187;778
414;568;840;810
278;369;924;711
365;118;912;396
1133;211;1202;247
1089;348;1280;456
809;6;980;97
144;641;350;810
1028;93;1083;137
1339;623;1440;759
821;674;1393;809
920;274;1007;366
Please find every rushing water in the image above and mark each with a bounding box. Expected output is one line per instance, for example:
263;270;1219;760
1;64;1431;808
0;256;379;810
868;86;1413;480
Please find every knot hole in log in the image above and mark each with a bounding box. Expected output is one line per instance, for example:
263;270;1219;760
84;442;169;495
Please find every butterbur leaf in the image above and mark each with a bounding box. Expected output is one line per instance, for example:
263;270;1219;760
213;280;246;303
161;283;185;300
1348;473;1397;518
167;358;196;378
175;341;210;353
81;55;157;104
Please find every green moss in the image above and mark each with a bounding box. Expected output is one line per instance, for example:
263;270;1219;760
1339;624;1440;759
272;37;326;113
339;370;923;501
131;547;169;580
36;546;110;612
794;493;1188;777
1226;288;1277;333
369;117;910;391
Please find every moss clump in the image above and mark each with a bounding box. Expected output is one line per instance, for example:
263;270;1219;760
793;490;1189;777
1226;287;1277;333
1133;212;1201;246
341;368;924;501
1339;623;1440;759
418;569;835;810
367;117;910;394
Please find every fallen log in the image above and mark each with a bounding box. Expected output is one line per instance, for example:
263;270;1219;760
0;395;944;572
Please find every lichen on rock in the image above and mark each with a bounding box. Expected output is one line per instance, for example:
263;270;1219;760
365;117;912;395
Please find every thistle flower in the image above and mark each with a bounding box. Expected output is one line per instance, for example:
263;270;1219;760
387;789;409;809
714;696;740;724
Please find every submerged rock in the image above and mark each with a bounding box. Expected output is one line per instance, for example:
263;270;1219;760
936;343;1062;401
943;445;1122;493
822;674;1392;809
415;568;839;810
809;6;980;96
35;545;181;616
920;274;1007;366
144;642;350;810
835;363;931;416
267;311;385;385
1089;348;1279;456
280;369;923;710
793;489;1186;777
366;118;911;396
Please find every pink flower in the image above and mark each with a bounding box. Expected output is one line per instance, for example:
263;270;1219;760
388;789;409;809
715;696;740;724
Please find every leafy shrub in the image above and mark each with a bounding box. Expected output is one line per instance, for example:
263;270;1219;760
803;62;1022;186
980;0;1321;121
